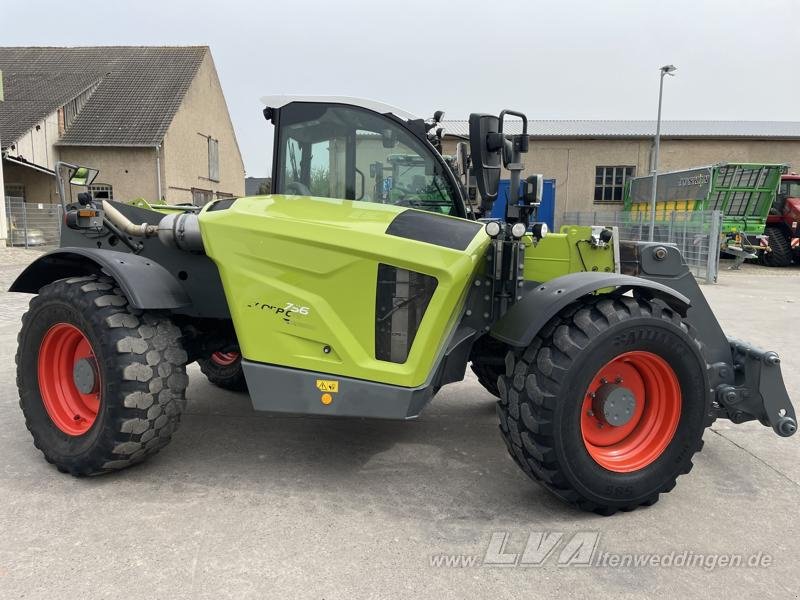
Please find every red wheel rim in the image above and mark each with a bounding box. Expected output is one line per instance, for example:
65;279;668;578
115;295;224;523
580;351;681;473
211;351;239;366
37;323;101;436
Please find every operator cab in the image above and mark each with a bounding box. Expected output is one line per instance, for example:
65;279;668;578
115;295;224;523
262;96;466;217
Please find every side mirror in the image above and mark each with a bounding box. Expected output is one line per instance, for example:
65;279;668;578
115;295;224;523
468;113;502;206
69;166;99;187
455;142;470;178
381;129;397;149
523;174;543;206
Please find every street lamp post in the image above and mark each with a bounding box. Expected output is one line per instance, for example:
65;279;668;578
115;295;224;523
648;64;677;241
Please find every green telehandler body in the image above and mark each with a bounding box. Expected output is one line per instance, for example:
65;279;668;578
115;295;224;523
10;97;796;515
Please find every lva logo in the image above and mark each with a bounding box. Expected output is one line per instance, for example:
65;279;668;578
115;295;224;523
482;531;599;567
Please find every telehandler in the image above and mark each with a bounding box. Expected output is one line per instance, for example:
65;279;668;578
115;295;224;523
11;97;796;514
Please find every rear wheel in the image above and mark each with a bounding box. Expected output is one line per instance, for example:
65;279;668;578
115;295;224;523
198;351;247;392
470;337;508;398
497;295;709;515
16;275;188;475
761;226;793;267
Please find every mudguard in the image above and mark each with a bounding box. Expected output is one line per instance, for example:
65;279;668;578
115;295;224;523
9;247;191;310
490;271;691;348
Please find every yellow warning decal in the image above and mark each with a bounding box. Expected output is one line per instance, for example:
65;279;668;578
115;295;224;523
316;379;339;393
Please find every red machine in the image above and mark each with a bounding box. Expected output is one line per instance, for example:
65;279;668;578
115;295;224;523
762;173;800;267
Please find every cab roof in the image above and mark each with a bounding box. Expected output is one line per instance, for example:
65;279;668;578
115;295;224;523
260;95;419;122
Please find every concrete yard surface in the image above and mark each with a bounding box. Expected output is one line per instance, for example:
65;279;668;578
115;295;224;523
0;250;797;599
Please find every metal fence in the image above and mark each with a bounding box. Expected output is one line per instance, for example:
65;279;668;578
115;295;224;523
561;209;723;283
4;197;63;249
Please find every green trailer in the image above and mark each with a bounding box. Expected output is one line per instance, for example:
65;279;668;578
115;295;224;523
623;162;787;258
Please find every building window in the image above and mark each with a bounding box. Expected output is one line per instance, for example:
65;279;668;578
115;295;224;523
208;137;220;182
4;184;25;200
88;183;113;201
594;166;635;203
192;188;213;206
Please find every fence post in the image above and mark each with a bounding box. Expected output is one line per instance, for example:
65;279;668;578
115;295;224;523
706;211;722;284
21;199;28;249
668;211;674;241
4;196;9;246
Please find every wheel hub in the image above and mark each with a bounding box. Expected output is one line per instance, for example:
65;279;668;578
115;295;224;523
593;383;637;427
580;351;682;473
72;358;97;394
210;351;239;366
38;323;101;436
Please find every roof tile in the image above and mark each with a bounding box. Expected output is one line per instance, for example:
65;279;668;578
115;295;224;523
0;46;207;148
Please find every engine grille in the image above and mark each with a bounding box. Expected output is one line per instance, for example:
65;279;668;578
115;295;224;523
375;264;437;364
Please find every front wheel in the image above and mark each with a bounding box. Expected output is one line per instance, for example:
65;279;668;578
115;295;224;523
497;295;709;515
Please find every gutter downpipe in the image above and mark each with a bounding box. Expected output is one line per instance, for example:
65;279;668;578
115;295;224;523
155;143;163;201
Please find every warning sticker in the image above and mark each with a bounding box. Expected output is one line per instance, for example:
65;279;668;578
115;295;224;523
316;379;339;393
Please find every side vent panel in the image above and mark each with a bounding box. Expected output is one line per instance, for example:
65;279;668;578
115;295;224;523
375;264;438;364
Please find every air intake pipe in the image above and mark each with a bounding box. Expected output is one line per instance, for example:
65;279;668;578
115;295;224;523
99;199;204;253
101;199;159;238
157;212;205;253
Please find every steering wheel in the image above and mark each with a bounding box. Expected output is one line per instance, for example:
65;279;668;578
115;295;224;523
286;181;311;196
393;196;425;209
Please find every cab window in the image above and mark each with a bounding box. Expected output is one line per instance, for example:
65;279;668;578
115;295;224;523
276;104;460;215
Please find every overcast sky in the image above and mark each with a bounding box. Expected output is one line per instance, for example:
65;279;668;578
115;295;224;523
3;0;798;176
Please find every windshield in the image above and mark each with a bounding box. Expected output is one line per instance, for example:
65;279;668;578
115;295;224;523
276;104;461;216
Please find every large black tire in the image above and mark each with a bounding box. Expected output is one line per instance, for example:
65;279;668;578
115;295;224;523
16;275;188;475
197;352;247;392
497;295;709;515
761;226;793;267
